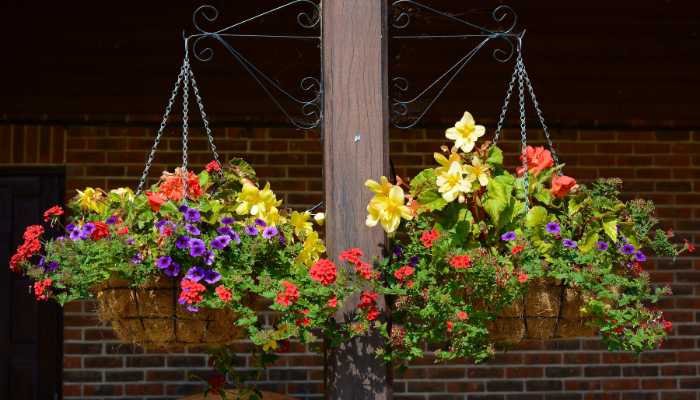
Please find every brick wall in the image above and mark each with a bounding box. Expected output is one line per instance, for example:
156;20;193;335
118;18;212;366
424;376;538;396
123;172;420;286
2;123;699;399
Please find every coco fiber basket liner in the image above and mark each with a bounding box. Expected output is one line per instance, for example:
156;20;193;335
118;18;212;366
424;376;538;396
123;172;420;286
95;277;241;349
488;278;597;343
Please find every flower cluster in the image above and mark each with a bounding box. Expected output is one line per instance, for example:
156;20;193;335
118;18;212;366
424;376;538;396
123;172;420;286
358;111;693;363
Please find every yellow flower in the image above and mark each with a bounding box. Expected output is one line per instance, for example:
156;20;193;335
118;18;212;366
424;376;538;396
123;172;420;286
261;207;286;226
445;111;486;153
436;161;473;202
313;212;325;226
74;187;106;213
110;187;135;201
262;339;278;352
463;156;490;187
365;184;413;234
365;176;393;196
291;211;313;237
235;182;282;219
433;151;462;175
297;231;326;266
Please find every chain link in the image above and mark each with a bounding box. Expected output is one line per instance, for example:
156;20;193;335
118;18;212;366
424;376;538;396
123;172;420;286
517;53;529;213
523;68;560;168
188;66;222;174
181;56;191;201
492;64;519;145
136;61;188;195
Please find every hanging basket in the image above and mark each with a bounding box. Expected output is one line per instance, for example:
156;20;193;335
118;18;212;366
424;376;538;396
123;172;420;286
488;279;597;343
95;277;241;349
180;390;296;400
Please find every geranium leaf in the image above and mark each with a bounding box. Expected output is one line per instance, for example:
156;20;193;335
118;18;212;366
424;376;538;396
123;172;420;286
603;218;618;242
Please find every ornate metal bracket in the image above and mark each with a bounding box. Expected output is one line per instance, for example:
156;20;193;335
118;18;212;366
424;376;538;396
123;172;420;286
390;1;523;129
185;1;321;130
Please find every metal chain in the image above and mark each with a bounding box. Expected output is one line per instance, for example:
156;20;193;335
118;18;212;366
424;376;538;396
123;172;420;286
181;56;191;201
136;61;188;195
523;68;560;168
517;53;529;213
188;66;223;174
492;64;519;145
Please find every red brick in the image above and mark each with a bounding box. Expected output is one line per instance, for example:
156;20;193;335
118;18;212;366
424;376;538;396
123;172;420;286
125;384;163;396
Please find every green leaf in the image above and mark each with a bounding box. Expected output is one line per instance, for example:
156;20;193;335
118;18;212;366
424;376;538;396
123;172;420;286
526;206;548;229
198;170;210;188
482;174;515;227
603;218;618;242
580;229;600;253
534;189;553;206
410;169;437;194
417;189;448;212
487;146;503;167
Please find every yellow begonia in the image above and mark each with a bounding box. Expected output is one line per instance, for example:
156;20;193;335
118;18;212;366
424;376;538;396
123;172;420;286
291;211;313;237
434;151;462;175
297;231;326;266
235;182;282;220
313;212;325;226
445;111;485;153
436;161;473;202
365;176;393;196
74;187;106;213
110;187;135;201
262;207;286;226
365;182;413;234
463;156;490;187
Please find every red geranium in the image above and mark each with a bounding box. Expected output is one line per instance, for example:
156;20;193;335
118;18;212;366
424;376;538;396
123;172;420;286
33;278;52;301
355;261;374;280
327;296;338;308
518;273;529;283
446;321;453;333
276;280;299;307
339;248;364;264
449;255;471;269
309;259;337;286
23;225;44;241
551;175;577;198
159;171;203;201
43;205;64;222
456;311;469;321
117;226;129;235
420;228;440;248
215;285;232;303
205;160;221;173
393;265;415;282
366;308;380;321
90;222;110;240
662;320;673;332
516;146;554;176
179;279;206;306
511;245;524;255
146;191;167;212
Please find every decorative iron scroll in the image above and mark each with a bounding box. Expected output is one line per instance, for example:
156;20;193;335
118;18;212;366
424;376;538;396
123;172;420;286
390;1;523;129
185;1;321;130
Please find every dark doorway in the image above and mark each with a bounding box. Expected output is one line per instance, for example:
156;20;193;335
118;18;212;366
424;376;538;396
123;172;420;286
0;169;64;400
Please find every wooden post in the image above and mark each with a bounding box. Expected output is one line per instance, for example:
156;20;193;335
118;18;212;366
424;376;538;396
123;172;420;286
322;0;391;398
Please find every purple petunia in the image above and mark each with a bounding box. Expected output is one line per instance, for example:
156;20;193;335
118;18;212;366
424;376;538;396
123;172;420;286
204;250;216;266
621;244;636;255
409;256;420;267
211;235;232;250
230;231;241;245
186;305;200;312
44;260;59;272
178;204;189;212
106;215;118;225
155;220;168;229
393;245;404;258
245;225;258;236
597;241;609;251
156;256;172;269
635;251;647;262
185;224;201;236
126;237;135;245
183;207;201;223
262;226;278;239
65;223;76;233
278;234;287;246
254;218;267;227
563;239;578;249
501;231;517;241
189;238;207;257
204;269;222;284
220;217;235;225
546;222;560;234
217;226;233;236
185;266;205;282
175;235;190;250
82;223;96;235
163;262;181;277
69;229;81;241
131;253;143;265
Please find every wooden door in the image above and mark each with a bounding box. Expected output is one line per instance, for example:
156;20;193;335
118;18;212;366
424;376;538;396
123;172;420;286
0;169;64;400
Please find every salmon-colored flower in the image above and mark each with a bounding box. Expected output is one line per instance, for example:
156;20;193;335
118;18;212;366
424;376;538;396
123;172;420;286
517;146;554;176
551;175;577;198
146;191;167;212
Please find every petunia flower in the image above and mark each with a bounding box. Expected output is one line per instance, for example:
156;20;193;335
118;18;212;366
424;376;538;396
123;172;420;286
244;225;258;236
185;266;205;282
635;251;647;262
163;262;181;277
175;236;190;250
262;226;279;239
189;239;207;257
204;270;221;284
220;216;235;225
185;224;201;236
597;241;609;251
183;207;201;223
445;111;485;153
211;235;231;250
501;231;517;241
563;239;578;249
621;244;636;255
546;222;560;234
254;218;267;227
156;256;172;269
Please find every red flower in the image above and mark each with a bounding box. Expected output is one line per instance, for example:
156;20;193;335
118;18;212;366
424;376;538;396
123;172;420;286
355;261;374;280
159;171;203;201
551;175;577;198
339;248;364;264
663;320;673;332
518;273;529;283
215;285;232;303
23;225;44;241
393;265;415;282
309;259;337;286
90;222;110;240
276;280;299;307
511;245;524;255
517;146;554;176
43;205;64;222
685;239;696;253
366;308;380;321
205;160;221;173
420;228;440;248
456;311;469;321
33;278;52;301
358;290;378;310
117;226;129;235
446;321;453;333
327;296;338;308
179;279;206;306
146;191;167;212
450;255;472;269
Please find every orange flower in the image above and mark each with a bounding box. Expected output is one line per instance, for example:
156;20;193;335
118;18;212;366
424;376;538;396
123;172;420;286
456;311;469;321
551;175;577;198
517;273;529;283
420;228;440;248
511;245;524;255
159;171;203;201
517;146;554;176
449;255;471;269
146;191;167;212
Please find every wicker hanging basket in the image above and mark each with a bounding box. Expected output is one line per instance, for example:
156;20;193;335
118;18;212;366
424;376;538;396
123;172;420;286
95;277;241;349
488;278;597;343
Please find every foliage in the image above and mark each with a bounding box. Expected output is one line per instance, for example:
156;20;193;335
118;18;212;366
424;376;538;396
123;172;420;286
359;111;693;364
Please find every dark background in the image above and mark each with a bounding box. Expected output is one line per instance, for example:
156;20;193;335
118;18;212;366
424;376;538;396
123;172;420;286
1;0;699;127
